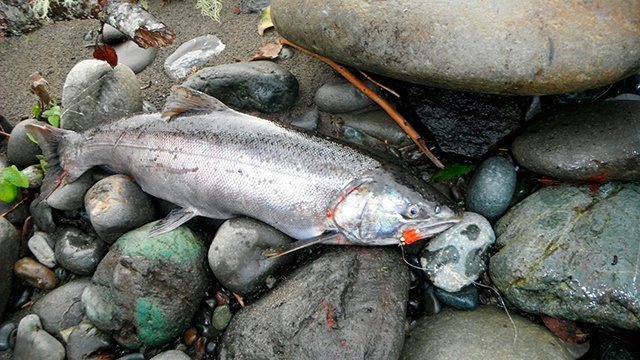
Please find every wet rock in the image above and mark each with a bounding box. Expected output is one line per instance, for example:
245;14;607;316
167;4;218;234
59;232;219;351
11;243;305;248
27;231;56;268
0;216;19;317
400;85;531;158
208;217;297;296
84;174;156;244
422;283;441;315
400;306;572;359
31;278;91;339
433;285;478;311
13;314;65;360
335;109;413;147
7;119;42;168
61;59;142;132
314;80;376;113
420;212;494;292
150;349;191;360
29;198;56;233
211;305;232;331
164;34;225;81
218;247;410;359
5;284;34;313
289;108;320;131
54;227;108;275
82;222;208;349
13;257;58;290
489;183;640;330
0;322;16;350
182;61;299;113
466;157;517;220
112;40;158;74
272;0;640;95
511;101;640;181
66;321;114;360
46;171;95;211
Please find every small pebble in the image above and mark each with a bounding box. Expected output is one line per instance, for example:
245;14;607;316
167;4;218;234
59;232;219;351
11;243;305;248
434;285;479;310
314;79;377;113
54;227;108;275
0;322;16;350
214;290;230;306
183;327;198;346
66;321;114;360
13;314;65;360
13;257;59;290
466;156;517;221
46;171;95;211
6;284;34;312
7;119;42;168
27;232;56;268
422;283;441;315
211;305;233;331
206;340;217;354
116;353;145;360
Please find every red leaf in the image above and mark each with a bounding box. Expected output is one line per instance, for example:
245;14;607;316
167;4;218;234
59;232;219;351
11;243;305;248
93;45;118;67
538;176;563;186
540;314;590;344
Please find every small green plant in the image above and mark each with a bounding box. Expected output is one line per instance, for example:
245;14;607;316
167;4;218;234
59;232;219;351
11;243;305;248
0;166;30;203
32;98;61;127
431;163;476;182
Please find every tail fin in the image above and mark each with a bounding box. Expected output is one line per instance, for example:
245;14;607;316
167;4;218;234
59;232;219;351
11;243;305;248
25;124;76;198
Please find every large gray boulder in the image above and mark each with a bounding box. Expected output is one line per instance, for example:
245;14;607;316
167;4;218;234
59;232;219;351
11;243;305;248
271;0;640;95
490;183;640;331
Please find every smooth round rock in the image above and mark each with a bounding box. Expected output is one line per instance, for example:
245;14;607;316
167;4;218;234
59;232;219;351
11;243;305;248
400;306;572;359
54;227;108;275
82;222;208;349
420;212;495;292
182;61;299;113
218;247;410;359
46;171;95;211
335;109;413;147
272;0;640;95
314;80;376;113
150;350;191;360
490;183;640;331
31;278;91;339
211;305;232;331
84;174;156;244
0;216;20;317
466;157;517;220
208;217;297;296
13;314;65;360
27;231;56;268
66;321;114;360
163;34;226;81
512;101;640;181
113;40;158;74
0;322;16;350
7;119;42;168
13;257;58;290
61;59;142;132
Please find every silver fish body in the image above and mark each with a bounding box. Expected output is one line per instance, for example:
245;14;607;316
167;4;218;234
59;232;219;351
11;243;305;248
28;86;460;247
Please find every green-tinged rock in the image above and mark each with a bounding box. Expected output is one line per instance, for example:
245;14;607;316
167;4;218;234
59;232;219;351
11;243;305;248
82;222;209;348
211;305;232;331
489;183;640;330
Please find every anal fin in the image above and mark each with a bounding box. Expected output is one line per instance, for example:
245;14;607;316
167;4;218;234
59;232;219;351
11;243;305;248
149;207;198;237
263;232;344;258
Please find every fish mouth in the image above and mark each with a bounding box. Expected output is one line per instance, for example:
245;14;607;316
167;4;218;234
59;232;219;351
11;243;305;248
400;217;462;245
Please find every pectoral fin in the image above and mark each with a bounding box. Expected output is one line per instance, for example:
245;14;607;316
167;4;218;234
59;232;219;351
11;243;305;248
149;207;198;237
262;232;344;258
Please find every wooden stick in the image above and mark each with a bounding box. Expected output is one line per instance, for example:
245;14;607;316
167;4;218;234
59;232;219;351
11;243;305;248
281;38;444;169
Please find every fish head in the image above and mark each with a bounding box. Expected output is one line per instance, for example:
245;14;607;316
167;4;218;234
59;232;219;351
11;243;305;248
331;171;461;246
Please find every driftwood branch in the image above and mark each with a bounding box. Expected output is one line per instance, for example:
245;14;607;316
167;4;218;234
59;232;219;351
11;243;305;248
281;38;444;169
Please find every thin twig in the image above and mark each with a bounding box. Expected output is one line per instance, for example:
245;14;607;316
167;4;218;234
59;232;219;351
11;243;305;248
0;130;10;138
357;69;400;98
281;38;444;168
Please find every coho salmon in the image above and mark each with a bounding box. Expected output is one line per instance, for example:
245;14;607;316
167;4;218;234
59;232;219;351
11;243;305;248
27;86;460;254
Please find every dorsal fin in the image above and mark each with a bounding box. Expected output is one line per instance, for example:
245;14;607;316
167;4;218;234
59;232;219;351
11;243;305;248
162;85;230;120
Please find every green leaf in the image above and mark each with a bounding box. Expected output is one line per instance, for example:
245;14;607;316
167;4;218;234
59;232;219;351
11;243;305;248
0;181;18;203
37;154;48;171
27;132;38;144
258;6;273;35
3;165;30;188
32;104;42;118
47;114;59;127
431;163;476;182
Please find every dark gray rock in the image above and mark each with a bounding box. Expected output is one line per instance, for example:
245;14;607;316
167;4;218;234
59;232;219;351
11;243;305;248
241;0;270;13
466;157;517;220
29;197;56;233
164;35;225;81
434;285;479;311
82;222;208;349
7;119;42;168
272;0;640;95
46;171;95;211
218;247;410;359
54;227;108;275
400;306;572;360
182;61;299;113
112;40;158;74
420;212;494;292
13;314;65;360
512;101;640;181
314;80;376;113
66;321;114;360
208;217;297;296
31;278;91;340
400;85;531;158
61;60;142;132
0;217;19;318
490;183;640;330
84;174;156;244
0;322;16;350
27;231;56;268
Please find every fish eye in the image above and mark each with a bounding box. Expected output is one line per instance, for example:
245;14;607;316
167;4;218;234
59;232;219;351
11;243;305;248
405;204;421;218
